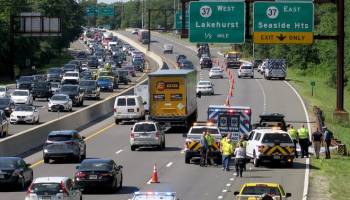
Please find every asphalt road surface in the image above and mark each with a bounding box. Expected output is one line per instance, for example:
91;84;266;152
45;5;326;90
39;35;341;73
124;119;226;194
0;31;308;200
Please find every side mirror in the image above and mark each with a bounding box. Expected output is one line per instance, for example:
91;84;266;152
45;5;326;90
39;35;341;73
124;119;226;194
196;92;201;98
233;191;239;196
286;193;292;197
26;163;31;167
75;165;80;170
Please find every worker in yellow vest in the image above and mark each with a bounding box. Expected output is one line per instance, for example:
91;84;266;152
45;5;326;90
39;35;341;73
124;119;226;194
205;132;215;165
221;134;234;171
288;125;299;158
298;124;310;158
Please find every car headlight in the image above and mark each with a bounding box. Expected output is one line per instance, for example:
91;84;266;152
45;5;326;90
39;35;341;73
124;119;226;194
43;149;48;153
10;114;14;118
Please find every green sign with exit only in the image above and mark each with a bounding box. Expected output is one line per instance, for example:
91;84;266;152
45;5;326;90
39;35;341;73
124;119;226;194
189;1;245;43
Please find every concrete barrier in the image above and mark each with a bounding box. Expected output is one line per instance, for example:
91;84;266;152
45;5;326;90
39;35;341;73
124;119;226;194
0;31;163;157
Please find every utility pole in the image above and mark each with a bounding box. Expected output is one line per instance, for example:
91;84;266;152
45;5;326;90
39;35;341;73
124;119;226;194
141;0;144;28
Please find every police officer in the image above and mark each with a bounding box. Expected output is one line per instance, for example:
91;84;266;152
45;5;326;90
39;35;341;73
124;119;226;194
298;124;310;158
288;125;299;158
205;132;215;165
200;131;208;167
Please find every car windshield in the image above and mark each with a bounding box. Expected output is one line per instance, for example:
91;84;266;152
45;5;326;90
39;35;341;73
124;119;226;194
48;68;61;74
15;106;34;112
241;186;281;196
51;83;60;88
98;77;112;82
51;95;67;101
262;133;292;143
79;161;113;171
190;128;220;135
0;98;10;105
12;91;28;96
48;134;73;141
31;183;61;195
127;98;136;106
34;82;48;88
0;158;18;169
134;124;156;132
61;86;77;92
117;98;126;106
80;81;95;87
19;76;34;81
198;82;211;86
65;73;78;77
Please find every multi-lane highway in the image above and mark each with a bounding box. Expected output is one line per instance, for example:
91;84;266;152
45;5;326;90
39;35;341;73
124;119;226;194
0;31;309;200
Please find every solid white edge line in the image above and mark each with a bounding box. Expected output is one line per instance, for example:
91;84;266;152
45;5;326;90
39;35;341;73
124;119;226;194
166;162;173;168
284;81;311;200
146;179;152;184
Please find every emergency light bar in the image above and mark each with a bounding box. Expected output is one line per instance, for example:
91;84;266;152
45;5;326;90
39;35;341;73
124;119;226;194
134;191;176;196
193;121;215;126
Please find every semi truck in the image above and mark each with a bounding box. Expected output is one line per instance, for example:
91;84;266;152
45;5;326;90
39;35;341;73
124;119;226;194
148;69;198;130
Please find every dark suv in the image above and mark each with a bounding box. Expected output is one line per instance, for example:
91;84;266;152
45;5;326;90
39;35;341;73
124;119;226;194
32;81;52;100
0;97;15;117
16;76;34;91
58;84;84;107
47;67;63;82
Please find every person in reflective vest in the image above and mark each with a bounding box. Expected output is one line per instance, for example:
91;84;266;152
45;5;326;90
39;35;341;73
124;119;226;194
205;132;215;165
200;131;208;167
288;125;299;158
221;134;234;171
298;124;310;158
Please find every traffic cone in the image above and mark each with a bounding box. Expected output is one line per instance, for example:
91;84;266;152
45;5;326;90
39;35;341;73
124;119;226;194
224;97;230;106
150;164;159;183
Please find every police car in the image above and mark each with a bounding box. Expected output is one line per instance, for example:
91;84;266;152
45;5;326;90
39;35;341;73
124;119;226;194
184;122;222;164
246;128;295;167
131;192;178;200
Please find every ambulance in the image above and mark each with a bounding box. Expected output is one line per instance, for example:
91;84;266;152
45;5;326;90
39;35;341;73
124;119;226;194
207;105;252;141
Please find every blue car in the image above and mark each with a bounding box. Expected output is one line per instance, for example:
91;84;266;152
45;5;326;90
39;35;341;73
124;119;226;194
97;76;115;92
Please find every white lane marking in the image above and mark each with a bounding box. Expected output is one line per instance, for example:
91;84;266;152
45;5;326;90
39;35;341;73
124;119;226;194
230;178;234;181
147;179;151;184
166;162;173;168
218;196;223;199
222;189;227;193
226;183;231;187
217;52;224;56
255;79;267;114
284;81;311;200
115;149;123;154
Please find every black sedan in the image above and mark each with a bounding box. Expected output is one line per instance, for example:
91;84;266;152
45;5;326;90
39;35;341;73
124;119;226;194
0;157;33;190
0;97;15;117
74;159;123;192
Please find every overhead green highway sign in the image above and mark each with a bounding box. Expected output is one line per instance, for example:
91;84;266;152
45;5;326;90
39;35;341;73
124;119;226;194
189;1;245;43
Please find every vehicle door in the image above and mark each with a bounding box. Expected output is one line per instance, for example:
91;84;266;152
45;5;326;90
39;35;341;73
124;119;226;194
115;97;127;114
65;179;78;200
19;159;31;182
75;133;85;156
0;112;8;131
252;132;263;156
113;162;123;185
246;131;255;157
127;97;137;115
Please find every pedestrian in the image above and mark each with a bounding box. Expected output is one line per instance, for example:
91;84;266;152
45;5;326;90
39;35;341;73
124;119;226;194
298;124;310;158
220;133;229;167
312;128;323;159
288;125;299;158
221;134;234;171
237;134;247;170
323;126;333;159
205;131;215;165
234;143;246;178
200;131;208;167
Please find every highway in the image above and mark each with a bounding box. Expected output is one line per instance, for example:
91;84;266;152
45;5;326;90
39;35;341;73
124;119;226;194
0;31;309;200
5;40;150;136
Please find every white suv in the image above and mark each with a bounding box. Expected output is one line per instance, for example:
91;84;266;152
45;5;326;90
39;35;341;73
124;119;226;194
246;128;295;167
130;121;165;151
25;177;82;200
114;95;146;124
238;64;254;78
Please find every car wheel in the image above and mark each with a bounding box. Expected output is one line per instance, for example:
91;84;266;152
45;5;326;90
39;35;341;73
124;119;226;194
75;154;81;163
115;119;120;125
162;140;166;149
69;107;73;112
130;145;136;151
251;76;254;78
185;153;191;164
36;117;39;124
44;157;50;164
253;152;260;167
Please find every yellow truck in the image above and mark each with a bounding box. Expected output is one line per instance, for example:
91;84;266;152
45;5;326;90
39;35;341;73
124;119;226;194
148;69;198;130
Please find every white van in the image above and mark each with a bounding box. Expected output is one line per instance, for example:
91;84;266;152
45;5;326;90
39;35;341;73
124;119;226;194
114;95;146;124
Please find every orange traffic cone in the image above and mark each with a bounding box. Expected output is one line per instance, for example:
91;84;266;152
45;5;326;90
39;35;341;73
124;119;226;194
150;164;159;183
224;97;230;106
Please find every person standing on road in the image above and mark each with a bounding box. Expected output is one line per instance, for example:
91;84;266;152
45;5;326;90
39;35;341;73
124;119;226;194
221;134;234;171
200;131;209;167
205;132;216;165
298;124;310;158
237;134;248;170
234;143;246;178
323;126;333;159
312;128;323;159
288;125;299;158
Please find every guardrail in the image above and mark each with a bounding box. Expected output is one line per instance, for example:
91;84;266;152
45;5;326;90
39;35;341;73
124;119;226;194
0;32;163;157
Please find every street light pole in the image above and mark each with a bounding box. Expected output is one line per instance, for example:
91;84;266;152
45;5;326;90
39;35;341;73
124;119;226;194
141;0;144;28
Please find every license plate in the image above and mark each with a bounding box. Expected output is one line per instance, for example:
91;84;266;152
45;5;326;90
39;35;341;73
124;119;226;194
141;133;149;137
273;155;280;159
89;175;98;179
128;109;134;112
41;196;51;200
0;174;4;179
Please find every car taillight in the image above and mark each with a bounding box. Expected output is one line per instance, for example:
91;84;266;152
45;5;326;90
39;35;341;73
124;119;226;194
130;132;135;138
60;181;69;196
100;172;113;177
75;171;87;178
258;145;265;153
